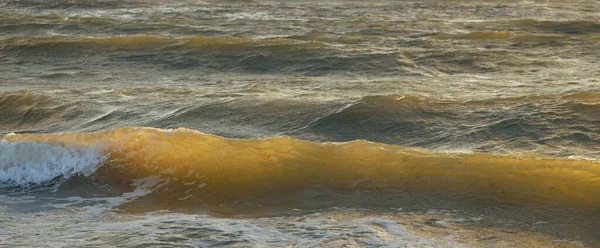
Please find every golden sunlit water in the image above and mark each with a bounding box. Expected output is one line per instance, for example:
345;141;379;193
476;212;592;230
1;0;599;247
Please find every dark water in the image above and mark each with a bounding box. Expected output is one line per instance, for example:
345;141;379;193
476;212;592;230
1;0;600;247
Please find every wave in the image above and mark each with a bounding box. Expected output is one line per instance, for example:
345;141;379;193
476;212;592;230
434;31;570;42
2;35;326;50
492;19;600;35
0;140;106;187
0;91;87;131
435;31;512;40
1;90;598;155
2;34;413;76
2;127;600;209
308;93;600;151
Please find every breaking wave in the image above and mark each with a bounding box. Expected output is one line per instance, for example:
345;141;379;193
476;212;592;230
1;127;599;209
0;140;106;187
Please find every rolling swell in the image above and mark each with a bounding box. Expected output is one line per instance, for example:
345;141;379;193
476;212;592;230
1;90;598;158
1;0;600;245
0;91;88;131
2;35;414;75
2;126;600;210
308;93;600;155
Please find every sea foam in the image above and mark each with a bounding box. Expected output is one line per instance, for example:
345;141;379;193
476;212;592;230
0;140;107;187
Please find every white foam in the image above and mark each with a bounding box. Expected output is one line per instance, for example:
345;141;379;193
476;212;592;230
0;140;107;186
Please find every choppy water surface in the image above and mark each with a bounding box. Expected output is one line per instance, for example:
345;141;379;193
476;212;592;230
1;0;599;247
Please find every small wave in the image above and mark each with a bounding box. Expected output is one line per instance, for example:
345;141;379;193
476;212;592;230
435;31;569;42
0;91;84;131
2;35;327;50
3;127;600;209
1;35;414;76
308;92;600;149
493;19;600;34
436;31;511;40
1;90;598;154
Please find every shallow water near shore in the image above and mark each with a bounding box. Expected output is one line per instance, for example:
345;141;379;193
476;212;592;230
1;0;600;247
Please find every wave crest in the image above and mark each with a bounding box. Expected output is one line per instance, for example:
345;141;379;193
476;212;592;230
0;140;107;187
3;127;600;209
